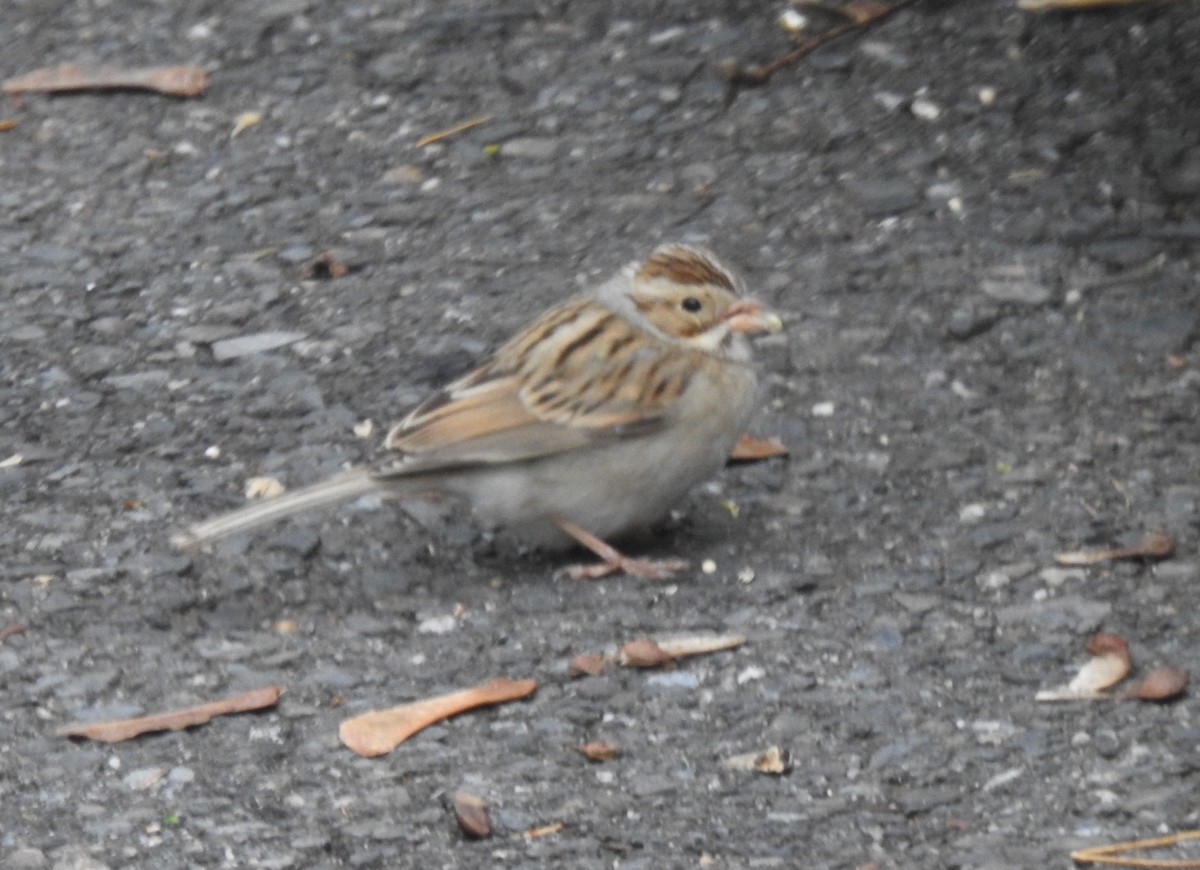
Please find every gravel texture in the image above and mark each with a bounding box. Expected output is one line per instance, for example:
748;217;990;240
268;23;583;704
2;1;1198;868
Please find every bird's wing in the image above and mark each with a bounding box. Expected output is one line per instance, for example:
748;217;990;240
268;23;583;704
378;297;697;476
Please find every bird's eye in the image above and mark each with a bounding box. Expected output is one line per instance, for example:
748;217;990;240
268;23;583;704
681;296;703;313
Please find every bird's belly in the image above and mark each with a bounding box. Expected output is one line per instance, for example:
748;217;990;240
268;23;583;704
451;428;745;549
439;360;760;549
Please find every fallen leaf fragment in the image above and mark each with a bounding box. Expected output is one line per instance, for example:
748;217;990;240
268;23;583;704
524;822;565;840
230;111;262;138
0;118;20;132
245;476;285;500
568;652;607;677
618;639;676;668
723;745;792;775
1071;829;1200;868
338;676;537;758
3;64;208;97
1054;532;1175;567
0;623;26;642
729;434;789;462
1020;0;1159;9
841;1;893;24
578;633;747;674
58;685;282;742
1036;633;1131;701
617;633;746;668
382;164;425;184
416;114;492;148
1129;666;1189;703
654;633;747;659
451;791;492;839
576;741;619;762
126;767;167;790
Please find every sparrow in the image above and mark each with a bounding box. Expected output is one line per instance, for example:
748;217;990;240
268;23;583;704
174;244;782;579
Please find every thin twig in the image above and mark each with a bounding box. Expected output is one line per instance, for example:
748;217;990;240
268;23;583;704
416;114;492;147
1072;830;1200;868
723;0;922;86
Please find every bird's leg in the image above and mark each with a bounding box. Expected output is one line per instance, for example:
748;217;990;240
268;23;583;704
553;517;690;580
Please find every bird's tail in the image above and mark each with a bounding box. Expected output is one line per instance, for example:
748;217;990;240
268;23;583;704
172;467;382;549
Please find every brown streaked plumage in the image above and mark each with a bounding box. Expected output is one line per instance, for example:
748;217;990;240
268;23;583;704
174;244;782;579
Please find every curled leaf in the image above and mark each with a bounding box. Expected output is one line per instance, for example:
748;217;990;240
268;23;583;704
451;792;491;839
1131;666;1189;702
1036;633;1131;701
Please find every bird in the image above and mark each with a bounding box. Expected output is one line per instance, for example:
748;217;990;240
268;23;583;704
173;244;782;579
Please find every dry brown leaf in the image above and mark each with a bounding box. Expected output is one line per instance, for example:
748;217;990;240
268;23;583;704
1036;633;1131;701
723;745;792;775
729;433;789;461
1020;0;1161;9
1071;829;1200;867
58;685;282;742
1054;532;1175;567
451;791;492;839
654;633;747;659
338;676;536;758
617;633;747;668
524;822;566;839
1130;666;1189;703
617;639;676;668
568;652;608;677
0;118;20;132
576;740;619;762
3;64;208;97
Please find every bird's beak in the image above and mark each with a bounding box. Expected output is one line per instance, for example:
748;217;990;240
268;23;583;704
724;299;783;335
